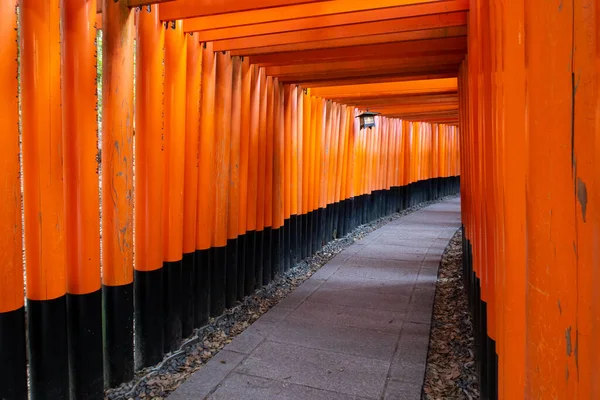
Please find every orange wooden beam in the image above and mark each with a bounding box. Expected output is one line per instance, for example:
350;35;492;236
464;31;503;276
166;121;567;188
301;71;458;87
230;26;467;56
266;55;465;77
160;0;329;20
311;78;457;97
187;0;468;38
249;37;467;66
386;110;459;119
277;65;460;83
97;0;174;13
171;0;440;29
212;12;467;52
367;103;458;114
344;94;459;106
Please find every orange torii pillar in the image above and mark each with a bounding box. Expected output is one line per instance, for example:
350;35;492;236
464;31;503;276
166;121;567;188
211;51;232;316
183;33;201;336
334;106;348;236
326;103;339;239
134;6;165;369
228;56;242;306
237;57;251;299
244;64;260;294
195;42;216;325
263;76;276;285
163;20;187;352
0;2;27;398
21;1;69;397
272;81;285;276
282;85;292;270
289;86;299;264
255;68;267;288
343;107;356;234
61;0;104;397
316;98;327;248
101;0;135;386
307;96;319;255
296;88;305;259
301;89;312;257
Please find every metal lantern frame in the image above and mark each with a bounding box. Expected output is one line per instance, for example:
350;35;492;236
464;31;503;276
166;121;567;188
356;111;380;129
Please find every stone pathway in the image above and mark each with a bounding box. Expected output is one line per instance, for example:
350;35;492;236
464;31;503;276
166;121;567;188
169;198;461;400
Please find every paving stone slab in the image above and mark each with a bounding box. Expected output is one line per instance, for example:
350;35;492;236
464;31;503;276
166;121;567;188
308;285;411;312
277;277;324;309
320;274;417;296
169;350;246;400
290;300;406;334
237;340;390;399
268;317;398;361
383;380;423;400
330;263;421;283
342;256;422;270
209;373;373;400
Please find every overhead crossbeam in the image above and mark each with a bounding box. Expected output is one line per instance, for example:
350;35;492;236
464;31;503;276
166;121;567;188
159;0;330;20
276;64;460;84
249;37;467;66
230;26;467;56
346;94;458;107
211;12;467;52
266;55;464;77
300;71;459;87
163;0;441;29
187;0;468;39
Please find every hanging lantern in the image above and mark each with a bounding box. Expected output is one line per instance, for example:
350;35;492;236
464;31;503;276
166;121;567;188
356;110;379;129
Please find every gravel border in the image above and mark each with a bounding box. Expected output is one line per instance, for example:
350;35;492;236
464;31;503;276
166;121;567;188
106;195;459;400
422;229;479;400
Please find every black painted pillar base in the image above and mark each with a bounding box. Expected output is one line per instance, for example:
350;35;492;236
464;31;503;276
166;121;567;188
271;227;283;278
255;230;264;290
487;336;498;400
318;207;326;250
332;202;339;239
181;252;195;338
346;198;354;232
244;231;256;296
210;246;227;317
0;307;27;400
134;268;164;369
479;298;488;400
299;214;307;260
325;203;333;241
337;200;345;237
236;234;246;301
305;212;313;257
194;248;211;327
310;210;319;255
67;290;104;399
226;238;238;309
290;215;298;266
163;260;183;354
103;283;134;388
263;227;273;286
28;296;69;400
283;219;291;272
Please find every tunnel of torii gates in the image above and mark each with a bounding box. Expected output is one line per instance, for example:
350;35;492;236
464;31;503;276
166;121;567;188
0;0;599;399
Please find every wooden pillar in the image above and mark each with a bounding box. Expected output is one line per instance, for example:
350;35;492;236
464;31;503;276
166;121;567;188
61;0;103;396
21;1;69;397
134;6;165;369
0;2;27;398
195;42;216;325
